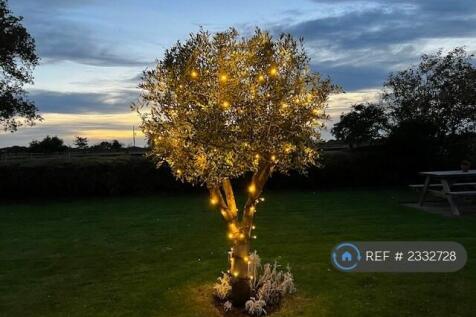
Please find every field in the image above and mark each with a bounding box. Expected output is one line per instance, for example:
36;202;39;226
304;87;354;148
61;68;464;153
1;190;475;316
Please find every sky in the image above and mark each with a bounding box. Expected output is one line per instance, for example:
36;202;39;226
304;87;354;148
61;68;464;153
1;0;476;147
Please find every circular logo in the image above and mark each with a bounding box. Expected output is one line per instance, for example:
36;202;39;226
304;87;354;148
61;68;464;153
331;242;362;271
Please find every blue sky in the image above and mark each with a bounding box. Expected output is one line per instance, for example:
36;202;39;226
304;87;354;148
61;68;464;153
1;0;475;147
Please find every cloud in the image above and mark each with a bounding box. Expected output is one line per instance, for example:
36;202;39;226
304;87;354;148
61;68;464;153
272;0;476;90
10;0;150;67
0;112;145;147
28;90;138;114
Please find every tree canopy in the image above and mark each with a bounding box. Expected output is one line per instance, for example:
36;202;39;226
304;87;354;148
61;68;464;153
137;28;337;186
331;103;388;148
383;47;476;137
0;0;40;131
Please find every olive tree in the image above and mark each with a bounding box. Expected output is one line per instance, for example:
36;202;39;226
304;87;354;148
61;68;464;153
136;28;337;304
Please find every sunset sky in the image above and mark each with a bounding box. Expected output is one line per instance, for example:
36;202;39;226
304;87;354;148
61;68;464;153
1;0;475;147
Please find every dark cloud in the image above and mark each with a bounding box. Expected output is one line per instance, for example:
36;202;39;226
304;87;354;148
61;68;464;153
29;90;138;114
272;0;476;90
9;0;149;67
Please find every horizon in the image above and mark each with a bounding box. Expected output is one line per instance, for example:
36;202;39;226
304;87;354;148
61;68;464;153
1;0;475;147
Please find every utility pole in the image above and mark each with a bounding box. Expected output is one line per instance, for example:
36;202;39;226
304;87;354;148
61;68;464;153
132;125;136;148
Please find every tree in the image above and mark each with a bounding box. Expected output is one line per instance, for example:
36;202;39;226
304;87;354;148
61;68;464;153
0;0;40;131
331;103;388;148
110;139;122;150
383;47;476;137
74;136;88;149
29;136;67;153
136;28;338;305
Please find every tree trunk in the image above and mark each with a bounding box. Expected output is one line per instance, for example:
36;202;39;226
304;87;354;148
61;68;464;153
229;239;251;306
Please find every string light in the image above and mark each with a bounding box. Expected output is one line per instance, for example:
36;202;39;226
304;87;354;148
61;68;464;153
219;74;228;82
244;256;249;263
250;206;256;213
227;232;233;239
239;233;245;240
252;225;256;230
190;70;198;78
222;101;230;109
248;183;256;194
176;169;182;175
260;197;265;202
233;272;239;277
252;235;257;239
258;74;265;82
210;197;218;205
269;67;278;76
312;108;320;115
271;154;277;162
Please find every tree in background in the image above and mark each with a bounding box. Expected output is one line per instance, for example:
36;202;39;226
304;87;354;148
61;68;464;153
331;103;388;148
74;136;88;149
136;28;337;305
0;0;40;131
383;47;476;137
29;136;67;153
90;140;123;151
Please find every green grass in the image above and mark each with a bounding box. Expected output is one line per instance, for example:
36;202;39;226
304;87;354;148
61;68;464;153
1;190;476;316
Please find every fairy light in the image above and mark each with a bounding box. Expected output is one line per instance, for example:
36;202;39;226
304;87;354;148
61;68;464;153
239;233;245;240
312;108;320;115
248;183;256;194
252;235;257;239
250;206;256;213
271;154;277;162
176;169;182;175
252;225;256;230
227;232;233;239
244;256;249;263
233;271;239;277
219;74;228;82
260;197;265;202
222;101;230;109
269;67;278;76
210;197;218;205
258;74;265;82
190;70;198;78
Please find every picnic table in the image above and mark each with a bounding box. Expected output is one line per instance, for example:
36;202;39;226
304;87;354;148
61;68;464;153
417;170;476;216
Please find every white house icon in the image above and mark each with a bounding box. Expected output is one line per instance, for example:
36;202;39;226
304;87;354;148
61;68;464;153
341;251;352;262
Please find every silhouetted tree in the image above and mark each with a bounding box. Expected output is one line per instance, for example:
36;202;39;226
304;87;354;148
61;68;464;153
331;103;388;148
29;136;68;153
91;140;123;151
0;0;41;131
74;136;88;149
111;139;122;150
383;47;476;137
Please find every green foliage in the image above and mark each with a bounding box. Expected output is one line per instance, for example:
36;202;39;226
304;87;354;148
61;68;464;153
136;28;338;185
0;0;41;131
331;103;388;148
383;47;476;136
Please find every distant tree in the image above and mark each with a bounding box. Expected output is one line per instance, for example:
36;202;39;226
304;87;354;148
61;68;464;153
29;136;68;153
331;103;388;148
111;139;123;150
383;47;476;137
74;136;88;149
0;0;41;131
91;140;123;151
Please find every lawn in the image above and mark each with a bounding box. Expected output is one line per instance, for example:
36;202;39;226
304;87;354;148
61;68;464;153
1;190;475;316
